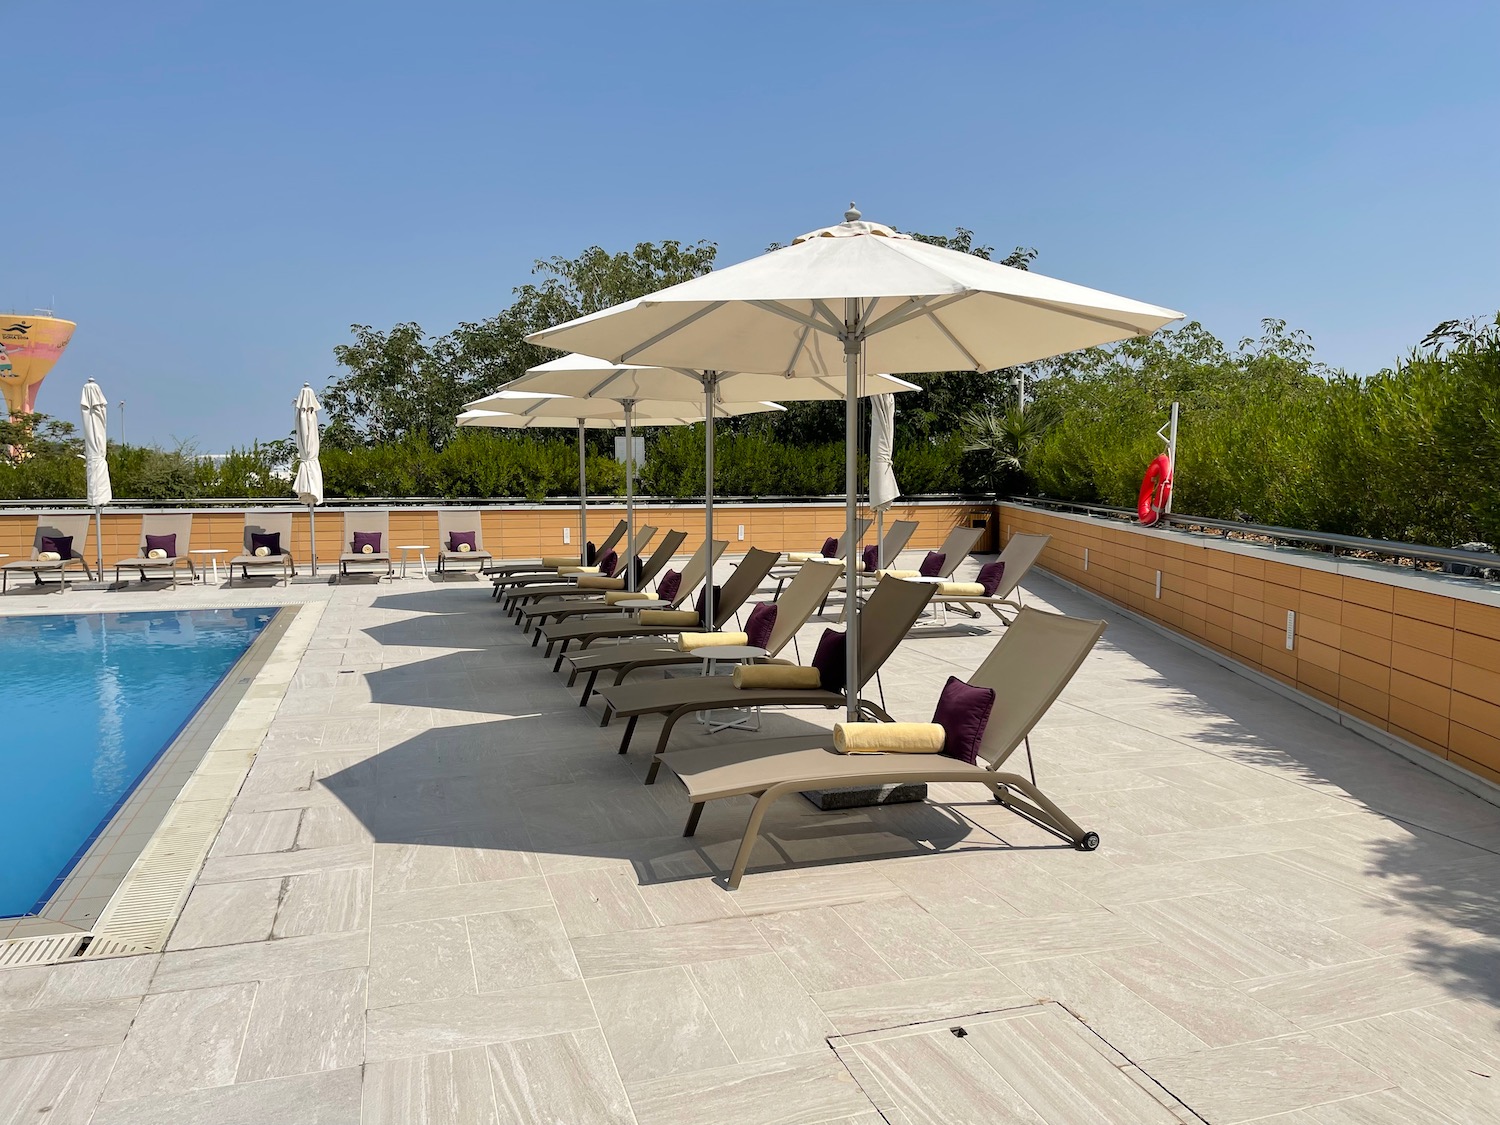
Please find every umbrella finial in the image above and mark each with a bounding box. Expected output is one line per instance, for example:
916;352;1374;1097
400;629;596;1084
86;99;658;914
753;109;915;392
844;202;861;223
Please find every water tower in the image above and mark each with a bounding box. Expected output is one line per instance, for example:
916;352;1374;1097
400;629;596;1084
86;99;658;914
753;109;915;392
0;314;77;416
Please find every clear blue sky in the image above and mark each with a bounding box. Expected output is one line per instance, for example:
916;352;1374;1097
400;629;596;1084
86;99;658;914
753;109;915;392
8;1;1499;449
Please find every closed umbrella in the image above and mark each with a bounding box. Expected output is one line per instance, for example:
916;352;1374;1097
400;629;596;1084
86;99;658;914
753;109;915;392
526;206;1183;717
81;379;112;581
485;356;918;624
293;384;324;577
458;395;782;590
868;391;900;567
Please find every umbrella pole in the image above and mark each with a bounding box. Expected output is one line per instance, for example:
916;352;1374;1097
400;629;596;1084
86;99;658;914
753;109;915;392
578;420;588;565
843;301;861;722
309;505;317;578
95;505;103;582
703;375;716;631
624;402;636;593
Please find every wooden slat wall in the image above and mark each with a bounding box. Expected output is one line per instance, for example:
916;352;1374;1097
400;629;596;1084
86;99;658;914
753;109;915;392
1000;503;1500;788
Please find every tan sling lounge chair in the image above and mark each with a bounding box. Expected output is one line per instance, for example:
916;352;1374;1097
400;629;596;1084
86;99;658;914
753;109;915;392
600;575;935;758
485;518;628;580
113;514;196;588
657;606;1106;888
338;511;393;582
2;514;95;592
567;556;844;708
927;532;1051;624
507;528;682;622
494;525;659;601
228;512;297;586
770;517;873;591
540;542;767;670
526;537;730;643
863;518;919;572
436;510;493;574
863;523;986;586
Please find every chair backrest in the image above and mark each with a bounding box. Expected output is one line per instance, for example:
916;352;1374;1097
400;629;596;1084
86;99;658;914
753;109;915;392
878;519;919;566
669;537;726;606
763;561;843;656
853;576;936;688
343;510;390;552
932;524;986;577
243;512;294;555
618;524;658;566
968;607;1106;770
139;513;193;556
712;548;779;626
635;529;687;589
32;513;92;561
437;509;484;551
835;516;874;558
595;519;628;556
992;532;1050;598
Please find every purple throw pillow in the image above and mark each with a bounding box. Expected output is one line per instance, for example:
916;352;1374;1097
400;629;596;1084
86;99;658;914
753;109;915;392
656;569;682;601
144;533;177;557
931;676;996;765
744;602;777;649
352;531;382;554
40;534;72;559
448;531;477;553
977;560;1006;596
695;583;721;624
820;536;840;557
250;532;281;555
585;541;597;565
810;628;847;692
598;549;618;577
919;550;946;577
862;544;879;573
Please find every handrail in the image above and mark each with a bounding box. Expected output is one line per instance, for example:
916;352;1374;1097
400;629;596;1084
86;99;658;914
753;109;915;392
1006;496;1500;576
0;493;993;511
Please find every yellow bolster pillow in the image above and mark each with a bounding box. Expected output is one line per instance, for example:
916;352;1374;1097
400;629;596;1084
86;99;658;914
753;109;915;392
677;631;750;652
603;590;648;605
542;555;586;568
638;610;699;627
732;665;821;690
834;722;946;754
876;568;920;579
576;575;625;590
938;582;986;596
786;551;821;563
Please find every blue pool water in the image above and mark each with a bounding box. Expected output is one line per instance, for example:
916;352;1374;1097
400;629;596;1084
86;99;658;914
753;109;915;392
0;608;276;917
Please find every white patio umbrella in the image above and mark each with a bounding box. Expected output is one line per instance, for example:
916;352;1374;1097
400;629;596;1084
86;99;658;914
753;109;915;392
458;394;783;591
293;384;324;576
485;356;919;625
80;379;112;580
526;206;1184;717
868;391;900;567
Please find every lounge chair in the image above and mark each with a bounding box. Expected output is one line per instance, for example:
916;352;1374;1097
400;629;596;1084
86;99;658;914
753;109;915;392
567;556;844;708
228;512;297;587
861;523;986;588
337;511;393;582
862;518;919;572
655;606;1105;888
491;525;659;599
540;542;766;669
771;517;873;577
484;518;628;579
925;532;1051;624
601;575;935;758
113;514;196;588
1;514;95;592
435;510;493;574
505;529;683;621
525;536;729;640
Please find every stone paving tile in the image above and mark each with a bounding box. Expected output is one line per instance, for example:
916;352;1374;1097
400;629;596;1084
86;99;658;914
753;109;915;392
468;906;579;991
151;931;369;993
235;967;367;1083
0;1044;120;1124
364;981;598;1061
102;982;258;1100
625;1051;874;1125
273;867;372;938
166;878;283;950
588;965;737;1082
92;1067;364;1125
0;997;140;1059
361;1047;499;1125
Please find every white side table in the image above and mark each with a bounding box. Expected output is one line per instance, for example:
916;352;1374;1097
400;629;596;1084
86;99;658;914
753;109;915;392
614;597;667;618
396;545;430;579
695;645;768;733
190;549;226;584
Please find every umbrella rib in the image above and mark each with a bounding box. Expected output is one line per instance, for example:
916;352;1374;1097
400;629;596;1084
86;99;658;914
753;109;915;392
784;323;813;374
864;293;963;336
923;306;984;370
748;300;839;337
619;302;725;363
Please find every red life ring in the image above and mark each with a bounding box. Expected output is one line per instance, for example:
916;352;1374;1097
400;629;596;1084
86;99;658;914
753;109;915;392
1137;455;1173;525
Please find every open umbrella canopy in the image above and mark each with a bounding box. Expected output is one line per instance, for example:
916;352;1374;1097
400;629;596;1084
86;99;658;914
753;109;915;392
496;354;922;404
524;206;1183;718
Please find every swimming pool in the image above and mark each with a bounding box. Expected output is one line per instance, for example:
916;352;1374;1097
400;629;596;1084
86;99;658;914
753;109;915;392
0;607;277;918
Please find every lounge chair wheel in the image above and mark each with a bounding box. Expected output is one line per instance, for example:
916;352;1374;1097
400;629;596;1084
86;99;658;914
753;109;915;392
1078;831;1100;851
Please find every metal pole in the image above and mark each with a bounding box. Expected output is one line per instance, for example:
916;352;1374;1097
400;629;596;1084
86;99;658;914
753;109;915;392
1164;401;1180;514
624;401;636;593
703;374;716;631
1017;368;1026;414
95;505;103;582
118;401;125;447
843;300;861;722
309;504;317;577
577;419;588;564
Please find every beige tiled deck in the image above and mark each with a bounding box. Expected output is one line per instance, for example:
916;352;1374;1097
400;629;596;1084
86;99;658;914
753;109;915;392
2;559;1499;1123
